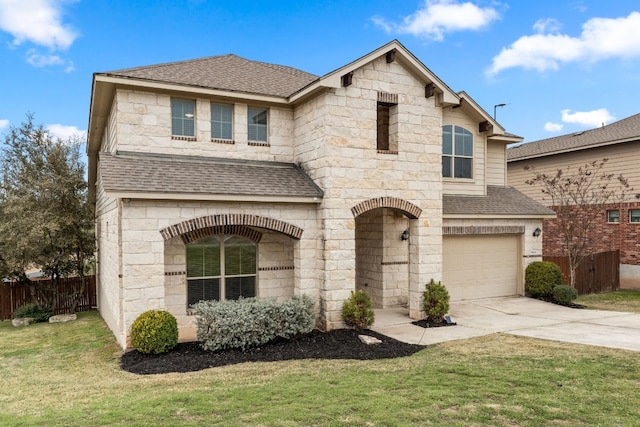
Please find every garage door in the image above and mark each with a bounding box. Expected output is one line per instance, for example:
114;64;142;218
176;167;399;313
443;235;519;301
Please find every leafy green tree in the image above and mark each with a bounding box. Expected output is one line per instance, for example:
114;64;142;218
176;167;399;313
0;114;94;312
526;159;631;289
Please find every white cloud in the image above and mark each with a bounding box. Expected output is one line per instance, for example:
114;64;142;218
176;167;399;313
0;0;78;50
26;50;64;67
46;124;86;142
560;108;614;127
0;119;9;131
544;122;563;132
488;12;640;75
373;0;500;41
533;18;561;34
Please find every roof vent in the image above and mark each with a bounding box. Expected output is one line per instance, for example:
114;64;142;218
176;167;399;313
573;131;584;136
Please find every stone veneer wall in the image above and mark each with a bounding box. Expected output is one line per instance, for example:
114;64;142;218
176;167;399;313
117;200;320;347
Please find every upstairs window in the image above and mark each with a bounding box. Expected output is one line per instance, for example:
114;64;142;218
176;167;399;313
442;125;473;179
377;92;398;153
607;210;620;223
248;107;268;142
186;235;257;307
171;99;195;137
211;103;233;140
630;209;640;223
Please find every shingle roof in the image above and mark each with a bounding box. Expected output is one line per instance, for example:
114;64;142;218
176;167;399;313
102;54;319;98
443;186;555;216
99;151;324;199
508;113;640;161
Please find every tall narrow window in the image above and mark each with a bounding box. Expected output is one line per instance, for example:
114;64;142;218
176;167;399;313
211;103;233;140
186;234;257;307
248;107;268;142
377;103;391;150
171;99;195;137
442;125;473;179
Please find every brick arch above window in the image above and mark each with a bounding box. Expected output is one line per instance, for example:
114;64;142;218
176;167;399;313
160;214;304;242
351;197;422;219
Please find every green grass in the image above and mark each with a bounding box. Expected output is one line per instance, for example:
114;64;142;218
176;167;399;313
576;289;640;313
2;311;640;426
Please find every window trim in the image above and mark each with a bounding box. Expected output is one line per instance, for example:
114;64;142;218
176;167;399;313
171;98;196;138
607;209;620;223
211;102;234;142
186;234;257;307
247;106;268;143
442;125;473;180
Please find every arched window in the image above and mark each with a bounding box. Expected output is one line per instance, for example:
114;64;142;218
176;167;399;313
442;125;473;179
186;235;257;306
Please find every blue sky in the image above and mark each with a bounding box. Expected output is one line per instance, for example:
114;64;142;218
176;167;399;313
0;0;639;145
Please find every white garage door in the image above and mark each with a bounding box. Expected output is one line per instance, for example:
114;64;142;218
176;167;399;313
443;235;519;301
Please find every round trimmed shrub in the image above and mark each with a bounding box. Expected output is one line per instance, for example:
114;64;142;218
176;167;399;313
130;310;178;354
525;261;562;298
552;285;578;306
13;303;52;323
423;279;449;323
342;290;375;329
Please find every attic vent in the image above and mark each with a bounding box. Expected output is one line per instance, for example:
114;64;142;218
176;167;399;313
377;92;398;105
573;131;584;136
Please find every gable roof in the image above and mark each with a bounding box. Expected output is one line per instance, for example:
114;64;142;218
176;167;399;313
99;151;324;202
508;113;640;161
443;186;555;217
102;54;319;99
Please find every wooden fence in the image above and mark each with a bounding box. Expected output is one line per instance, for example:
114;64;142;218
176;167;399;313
0;275;96;321
544;250;619;294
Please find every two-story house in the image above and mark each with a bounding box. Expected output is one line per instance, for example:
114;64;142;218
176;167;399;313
88;40;554;348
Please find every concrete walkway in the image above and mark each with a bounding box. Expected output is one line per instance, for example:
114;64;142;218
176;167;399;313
371;296;640;352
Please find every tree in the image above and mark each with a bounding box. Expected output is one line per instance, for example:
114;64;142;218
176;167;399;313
525;159;631;288
0;114;94;312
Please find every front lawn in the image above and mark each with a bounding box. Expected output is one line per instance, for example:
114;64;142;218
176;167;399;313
1;311;639;426
576;289;640;313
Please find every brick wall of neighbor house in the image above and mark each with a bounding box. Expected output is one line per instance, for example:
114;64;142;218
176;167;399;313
292;55;443;323
542;202;640;265
118;200;321;345
112;90;296;163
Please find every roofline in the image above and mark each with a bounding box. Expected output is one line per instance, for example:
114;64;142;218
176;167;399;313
289;40;460;106
507;136;640;162
104;191;323;204
443;213;556;219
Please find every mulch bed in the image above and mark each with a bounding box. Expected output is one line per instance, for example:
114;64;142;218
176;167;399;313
532;296;585;309
411;319;457;328
121;329;425;375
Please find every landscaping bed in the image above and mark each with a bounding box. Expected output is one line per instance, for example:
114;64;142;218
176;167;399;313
121;328;424;375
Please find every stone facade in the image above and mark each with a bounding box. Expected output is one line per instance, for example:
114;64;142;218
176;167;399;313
90;41;549;348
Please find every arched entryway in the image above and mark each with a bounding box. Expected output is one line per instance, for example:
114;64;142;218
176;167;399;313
351;197;422;309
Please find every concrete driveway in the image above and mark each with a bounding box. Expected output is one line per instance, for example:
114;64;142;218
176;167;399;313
372;296;640;352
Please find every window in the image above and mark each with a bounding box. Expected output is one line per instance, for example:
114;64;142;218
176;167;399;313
607;210;620;223
377;103;391;150
211;103;233;140
248;107;268;142
630;210;640;223
186;235;257;307
442;125;473;179
171;99;195;137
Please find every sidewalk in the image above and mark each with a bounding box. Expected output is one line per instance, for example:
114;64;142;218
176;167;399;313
371;296;640;352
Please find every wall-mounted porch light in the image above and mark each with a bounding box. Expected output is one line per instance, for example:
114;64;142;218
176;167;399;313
401;229;410;241
533;227;542;237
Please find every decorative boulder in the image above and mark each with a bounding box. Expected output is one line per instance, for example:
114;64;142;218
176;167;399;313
12;317;35;327
359;334;382;345
49;314;77;323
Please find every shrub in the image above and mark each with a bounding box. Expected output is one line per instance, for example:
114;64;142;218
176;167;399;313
423;279;450;323
13;303;52;322
341;290;375;329
192;295;315;352
552;285;578;306
525;261;562;298
130;310;178;354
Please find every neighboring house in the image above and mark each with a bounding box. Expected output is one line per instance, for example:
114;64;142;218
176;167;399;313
87;40;554;348
507;113;640;288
